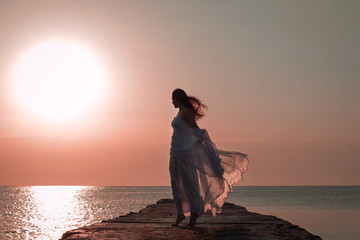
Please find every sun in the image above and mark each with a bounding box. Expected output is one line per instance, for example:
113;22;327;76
12;39;105;120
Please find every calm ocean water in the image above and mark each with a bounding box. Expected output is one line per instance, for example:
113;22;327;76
0;186;359;240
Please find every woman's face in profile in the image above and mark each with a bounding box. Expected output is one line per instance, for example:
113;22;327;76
172;97;180;108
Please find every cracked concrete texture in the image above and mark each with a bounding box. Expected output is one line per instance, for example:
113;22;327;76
61;199;322;240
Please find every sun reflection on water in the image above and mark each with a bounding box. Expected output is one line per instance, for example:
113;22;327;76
27;186;88;239
2;186;173;239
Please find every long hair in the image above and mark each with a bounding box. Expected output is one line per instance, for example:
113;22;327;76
172;88;207;120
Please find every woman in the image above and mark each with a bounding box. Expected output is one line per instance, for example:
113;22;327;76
170;88;249;227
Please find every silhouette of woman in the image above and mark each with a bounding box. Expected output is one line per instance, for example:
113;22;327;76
170;88;249;227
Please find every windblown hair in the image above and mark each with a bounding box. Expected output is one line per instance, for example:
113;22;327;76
172;88;207;120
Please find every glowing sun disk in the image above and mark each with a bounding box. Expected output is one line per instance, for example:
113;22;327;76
12;39;104;120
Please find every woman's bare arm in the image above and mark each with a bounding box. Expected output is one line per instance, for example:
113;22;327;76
180;108;199;128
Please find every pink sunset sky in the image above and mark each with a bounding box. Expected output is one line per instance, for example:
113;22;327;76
0;0;359;186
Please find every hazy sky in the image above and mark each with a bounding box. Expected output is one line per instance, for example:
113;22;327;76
0;0;359;186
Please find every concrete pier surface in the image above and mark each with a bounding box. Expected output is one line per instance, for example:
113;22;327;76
61;199;322;240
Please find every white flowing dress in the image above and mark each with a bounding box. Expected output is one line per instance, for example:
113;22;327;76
170;113;249;216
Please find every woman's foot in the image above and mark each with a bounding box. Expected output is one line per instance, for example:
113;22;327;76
172;214;185;226
185;212;199;227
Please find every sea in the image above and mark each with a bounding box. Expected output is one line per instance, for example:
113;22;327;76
0;186;359;240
